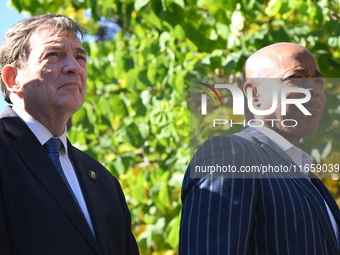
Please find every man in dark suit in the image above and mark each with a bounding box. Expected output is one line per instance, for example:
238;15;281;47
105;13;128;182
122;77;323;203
180;43;340;254
0;14;139;254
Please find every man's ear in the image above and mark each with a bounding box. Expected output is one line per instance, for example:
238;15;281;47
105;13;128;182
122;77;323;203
243;82;260;109
1;65;20;93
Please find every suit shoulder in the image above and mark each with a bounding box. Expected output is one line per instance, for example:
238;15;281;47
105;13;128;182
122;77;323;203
190;133;254;171
187;132;261;179
197;132;254;154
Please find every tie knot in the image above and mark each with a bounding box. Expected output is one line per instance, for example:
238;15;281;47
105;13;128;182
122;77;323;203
44;138;62;154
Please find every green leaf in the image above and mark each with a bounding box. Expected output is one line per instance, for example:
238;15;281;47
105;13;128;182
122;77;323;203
173;0;185;9
109;94;129;118
71;105;87;126
111;155;126;176
125;123;144;148
165;209;181;249
134;0;150;11
173;24;186;39
216;22;230;40
231;5;245;31
265;0;282;17
321;142;332;160
10;0;22;12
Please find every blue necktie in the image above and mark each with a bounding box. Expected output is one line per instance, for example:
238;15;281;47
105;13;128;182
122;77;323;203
44;138;96;236
44;138;82;211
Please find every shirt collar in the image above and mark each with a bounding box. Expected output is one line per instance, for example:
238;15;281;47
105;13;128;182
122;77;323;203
13;105;68;154
253;125;313;175
254;125;293;151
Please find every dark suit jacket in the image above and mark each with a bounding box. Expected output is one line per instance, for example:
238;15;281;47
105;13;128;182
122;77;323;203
180;126;340;255
0;107;139;255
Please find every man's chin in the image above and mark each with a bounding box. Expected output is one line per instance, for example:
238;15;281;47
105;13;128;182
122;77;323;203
288;126;319;140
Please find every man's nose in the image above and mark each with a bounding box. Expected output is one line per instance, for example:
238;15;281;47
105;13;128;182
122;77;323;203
63;54;83;75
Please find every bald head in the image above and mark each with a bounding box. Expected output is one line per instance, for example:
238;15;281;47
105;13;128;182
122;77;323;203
242;42;325;145
243;43;318;79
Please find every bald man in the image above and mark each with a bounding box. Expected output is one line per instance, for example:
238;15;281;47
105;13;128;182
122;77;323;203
179;43;340;255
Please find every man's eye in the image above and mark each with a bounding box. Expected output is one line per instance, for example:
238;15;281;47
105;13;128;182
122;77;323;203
76;56;87;62
46;52;58;57
283;75;302;82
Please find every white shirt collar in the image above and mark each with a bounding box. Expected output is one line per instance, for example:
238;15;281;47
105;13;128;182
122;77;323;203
12;105;68;154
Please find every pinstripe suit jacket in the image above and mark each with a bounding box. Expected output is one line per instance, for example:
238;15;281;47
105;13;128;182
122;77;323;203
0;107;139;255
180;126;340;255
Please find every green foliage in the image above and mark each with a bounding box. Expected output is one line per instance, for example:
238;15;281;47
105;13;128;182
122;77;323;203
8;0;340;253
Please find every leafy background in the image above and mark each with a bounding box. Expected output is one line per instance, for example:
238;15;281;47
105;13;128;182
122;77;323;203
5;0;340;254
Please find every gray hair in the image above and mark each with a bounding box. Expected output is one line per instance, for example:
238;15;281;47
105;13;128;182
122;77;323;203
0;14;86;103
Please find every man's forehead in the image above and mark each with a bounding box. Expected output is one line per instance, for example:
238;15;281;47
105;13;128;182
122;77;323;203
43;43;87;55
282;52;321;75
244;54;281;78
246;47;320;78
28;24;82;48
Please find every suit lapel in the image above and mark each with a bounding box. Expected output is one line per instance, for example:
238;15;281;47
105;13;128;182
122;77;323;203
69;142;135;254
1;107;100;254
241;127;339;254
67;144;106;245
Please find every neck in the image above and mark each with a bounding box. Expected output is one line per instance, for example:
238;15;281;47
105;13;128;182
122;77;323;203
12;98;73;137
268;126;301;147
35;117;68;137
17;105;70;137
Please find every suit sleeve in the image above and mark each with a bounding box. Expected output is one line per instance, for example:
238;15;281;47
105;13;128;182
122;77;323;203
179;136;258;255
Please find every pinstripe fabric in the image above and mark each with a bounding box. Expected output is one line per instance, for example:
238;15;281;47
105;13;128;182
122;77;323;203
0;107;139;255
180;126;340;255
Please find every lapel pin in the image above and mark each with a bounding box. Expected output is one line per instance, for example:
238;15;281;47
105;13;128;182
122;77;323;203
89;170;97;180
